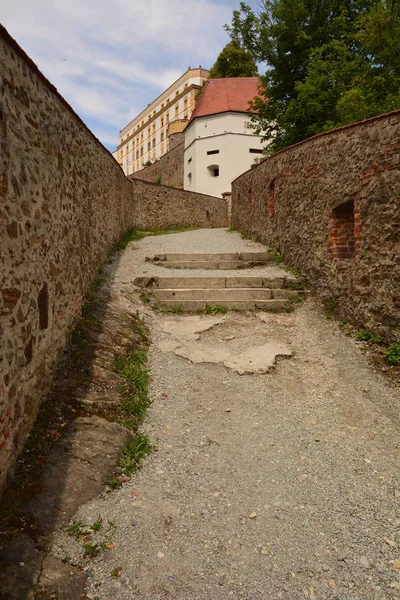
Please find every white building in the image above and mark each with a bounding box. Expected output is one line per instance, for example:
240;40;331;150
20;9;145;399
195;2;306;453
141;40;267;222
115;68;209;176
184;78;264;197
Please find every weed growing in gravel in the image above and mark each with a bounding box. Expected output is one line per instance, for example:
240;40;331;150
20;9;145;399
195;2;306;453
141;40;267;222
230;306;240;312
292;293;304;304
139;291;152;305
83;542;108;558
158;305;184;314
386;343;400;365
273;252;283;264
357;328;384;344
204;304;228;315
115;349;150;428
105;478;122;490
91;517;103;532
120;433;152;476
66;520;87;539
111;567;122;577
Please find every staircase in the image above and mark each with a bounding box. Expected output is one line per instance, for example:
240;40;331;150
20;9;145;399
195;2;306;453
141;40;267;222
135;252;304;312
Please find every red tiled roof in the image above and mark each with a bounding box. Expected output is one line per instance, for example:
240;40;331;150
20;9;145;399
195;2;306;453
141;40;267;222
189;77;262;122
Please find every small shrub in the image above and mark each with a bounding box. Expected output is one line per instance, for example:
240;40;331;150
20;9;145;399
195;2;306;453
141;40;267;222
386;343;400;365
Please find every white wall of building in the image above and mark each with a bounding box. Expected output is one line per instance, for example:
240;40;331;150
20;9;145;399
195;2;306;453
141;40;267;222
184;113;264;197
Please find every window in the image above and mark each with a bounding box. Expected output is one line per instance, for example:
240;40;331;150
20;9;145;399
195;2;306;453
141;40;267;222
153;123;156;131
176;90;179;96
175;104;179;115
152;138;156;148
207;149;219;155
140;147;144;157
136;150;139;160
161;117;164;127
207;165;219;177
166;112;170;123
184;113;188;119
148;142;151;151
161;132;164;142
187;172;192;184
249;148;263;154
188;157;192;163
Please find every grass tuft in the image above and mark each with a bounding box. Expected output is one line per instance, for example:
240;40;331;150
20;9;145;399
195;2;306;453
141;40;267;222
357;328;384;344
204;304;228;315
120;433;152;476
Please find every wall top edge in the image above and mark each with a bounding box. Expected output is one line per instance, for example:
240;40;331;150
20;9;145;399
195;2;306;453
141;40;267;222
0;24;124;173
232;108;400;184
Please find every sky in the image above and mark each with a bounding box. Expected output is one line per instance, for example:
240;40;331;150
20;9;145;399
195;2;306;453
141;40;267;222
1;0;260;152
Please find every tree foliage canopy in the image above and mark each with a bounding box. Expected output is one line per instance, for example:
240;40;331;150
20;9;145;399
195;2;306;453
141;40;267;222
226;0;400;151
209;40;258;79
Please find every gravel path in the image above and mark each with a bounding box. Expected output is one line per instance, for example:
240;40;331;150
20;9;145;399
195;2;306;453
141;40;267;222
52;229;400;600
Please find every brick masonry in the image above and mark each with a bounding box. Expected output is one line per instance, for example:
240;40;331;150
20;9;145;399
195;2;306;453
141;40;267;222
232;112;400;341
0;26;227;492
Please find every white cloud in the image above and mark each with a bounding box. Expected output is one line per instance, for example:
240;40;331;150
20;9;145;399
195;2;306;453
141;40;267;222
1;0;255;150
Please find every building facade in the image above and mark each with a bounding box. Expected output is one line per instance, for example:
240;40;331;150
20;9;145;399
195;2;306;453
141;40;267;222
116;68;209;176
184;78;264;197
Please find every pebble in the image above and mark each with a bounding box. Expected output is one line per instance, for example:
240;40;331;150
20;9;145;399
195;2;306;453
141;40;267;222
359;556;369;568
248;512;257;519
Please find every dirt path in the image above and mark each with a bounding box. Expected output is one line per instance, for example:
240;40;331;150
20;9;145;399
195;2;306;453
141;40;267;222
52;229;400;600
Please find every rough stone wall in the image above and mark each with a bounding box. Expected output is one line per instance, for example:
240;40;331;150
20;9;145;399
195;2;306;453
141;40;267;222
232;112;400;340
131;179;228;229
0;26;227;493
129;138;184;187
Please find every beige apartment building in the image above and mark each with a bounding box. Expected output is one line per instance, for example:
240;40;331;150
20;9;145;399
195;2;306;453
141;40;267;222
115;67;209;176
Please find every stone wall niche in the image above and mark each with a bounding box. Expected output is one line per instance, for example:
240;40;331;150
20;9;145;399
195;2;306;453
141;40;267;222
328;199;358;260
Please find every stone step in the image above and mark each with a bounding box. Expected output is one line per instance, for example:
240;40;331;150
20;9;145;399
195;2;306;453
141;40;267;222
155;299;291;312
150;252;271;262
148;252;273;270
134;276;292;289
152;288;297;302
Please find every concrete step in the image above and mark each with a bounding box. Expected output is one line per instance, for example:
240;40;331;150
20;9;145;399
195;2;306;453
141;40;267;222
147;252;273;270
152;288;298;302
134;276;295;290
150;252;271;262
154;299;291;312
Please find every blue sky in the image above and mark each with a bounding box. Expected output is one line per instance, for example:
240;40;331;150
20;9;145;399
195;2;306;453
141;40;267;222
2;0;260;152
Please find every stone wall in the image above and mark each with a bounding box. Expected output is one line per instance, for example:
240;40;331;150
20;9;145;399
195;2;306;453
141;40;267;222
131;179;227;229
232;111;400;340
129;135;184;187
0;25;227;493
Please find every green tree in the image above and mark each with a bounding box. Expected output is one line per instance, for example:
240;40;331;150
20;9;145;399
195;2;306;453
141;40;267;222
226;0;399;151
209;40;258;78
